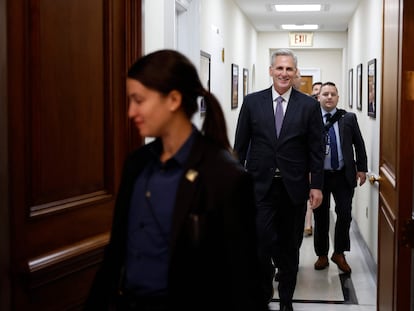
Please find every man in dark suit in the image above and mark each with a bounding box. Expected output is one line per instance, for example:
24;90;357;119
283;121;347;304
313;82;368;274
234;49;325;311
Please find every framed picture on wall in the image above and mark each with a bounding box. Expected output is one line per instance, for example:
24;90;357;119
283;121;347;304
367;58;376;118
200;51;211;116
356;63;363;111
231;64;239;109
243;68;249;98
348;68;353;108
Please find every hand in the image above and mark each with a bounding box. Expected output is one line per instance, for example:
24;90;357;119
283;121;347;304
308;189;323;209
357;171;367;186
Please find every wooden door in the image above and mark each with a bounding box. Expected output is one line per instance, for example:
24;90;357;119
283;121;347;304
377;0;414;310
299;75;313;95
1;0;142;309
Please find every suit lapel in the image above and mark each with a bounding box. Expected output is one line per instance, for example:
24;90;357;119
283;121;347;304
169;134;205;252
260;87;278;146
338;113;346;145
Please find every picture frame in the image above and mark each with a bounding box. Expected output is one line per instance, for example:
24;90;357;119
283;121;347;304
356;63;363;111
348;68;353;108
199;51;211;116
243;68;249;98
231;64;239;109
367;58;377;118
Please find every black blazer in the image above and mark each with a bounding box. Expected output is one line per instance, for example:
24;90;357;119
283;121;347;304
85;131;268;310
234;87;325;204
337;111;368;187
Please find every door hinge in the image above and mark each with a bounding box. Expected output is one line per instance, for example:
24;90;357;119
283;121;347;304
402;218;414;248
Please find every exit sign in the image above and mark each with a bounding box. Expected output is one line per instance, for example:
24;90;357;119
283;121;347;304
289;32;314;47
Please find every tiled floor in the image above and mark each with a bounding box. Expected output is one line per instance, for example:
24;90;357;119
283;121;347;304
269;219;377;310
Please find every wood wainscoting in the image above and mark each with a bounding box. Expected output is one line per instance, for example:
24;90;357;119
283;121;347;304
1;0;142;309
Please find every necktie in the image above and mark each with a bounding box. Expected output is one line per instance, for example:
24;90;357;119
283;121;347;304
326;113;339;169
275;96;284;137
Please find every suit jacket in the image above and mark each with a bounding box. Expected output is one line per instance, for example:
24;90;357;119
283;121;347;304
234;87;325;204
85;131;268;310
336;111;368;188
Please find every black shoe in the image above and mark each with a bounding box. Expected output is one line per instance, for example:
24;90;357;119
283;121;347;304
280;302;293;311
269;286;275;302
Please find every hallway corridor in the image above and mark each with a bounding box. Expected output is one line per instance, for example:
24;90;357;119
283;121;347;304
269;219;377;310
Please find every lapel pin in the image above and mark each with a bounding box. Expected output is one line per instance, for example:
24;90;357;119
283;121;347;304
185;169;199;182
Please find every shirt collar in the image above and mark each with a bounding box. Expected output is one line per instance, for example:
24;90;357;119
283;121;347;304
321;107;337;117
148;126;197;167
272;86;293;103
173;126;197;166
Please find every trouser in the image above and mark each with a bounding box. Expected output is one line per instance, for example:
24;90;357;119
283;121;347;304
313;170;354;255
256;177;306;305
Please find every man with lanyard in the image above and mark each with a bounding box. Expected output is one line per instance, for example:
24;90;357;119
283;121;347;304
313;81;368;274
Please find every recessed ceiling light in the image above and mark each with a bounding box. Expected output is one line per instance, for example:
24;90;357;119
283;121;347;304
275;4;322;12
281;24;319;30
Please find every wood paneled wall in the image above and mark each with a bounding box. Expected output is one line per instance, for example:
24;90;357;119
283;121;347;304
1;0;142;309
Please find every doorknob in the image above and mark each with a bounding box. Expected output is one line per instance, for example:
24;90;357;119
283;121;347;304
368;173;382;184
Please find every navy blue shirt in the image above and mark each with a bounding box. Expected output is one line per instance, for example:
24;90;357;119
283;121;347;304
125;129;196;296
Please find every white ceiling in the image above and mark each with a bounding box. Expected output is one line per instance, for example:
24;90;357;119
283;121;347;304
232;0;362;32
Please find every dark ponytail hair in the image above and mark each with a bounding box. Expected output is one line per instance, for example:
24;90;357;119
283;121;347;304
200;89;230;150
128;49;230;150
